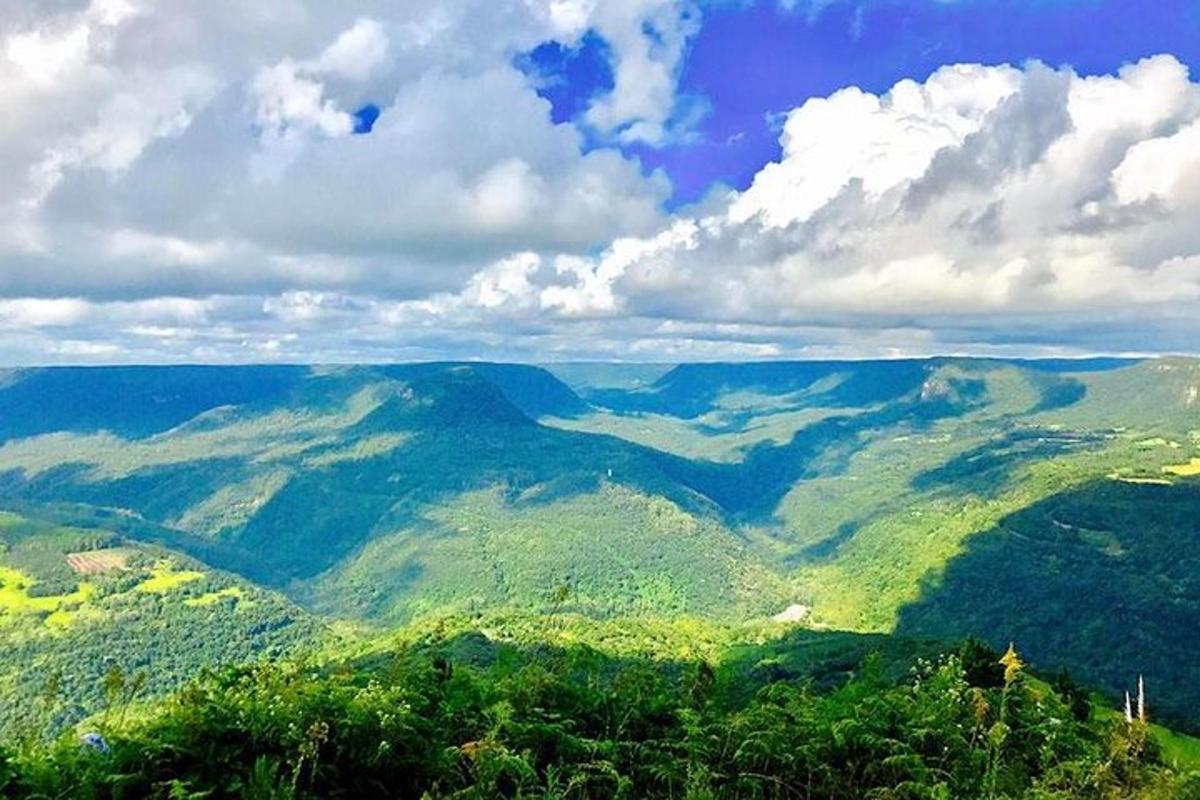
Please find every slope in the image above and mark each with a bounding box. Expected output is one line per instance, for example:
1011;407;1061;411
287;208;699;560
896;478;1200;731
0;510;321;737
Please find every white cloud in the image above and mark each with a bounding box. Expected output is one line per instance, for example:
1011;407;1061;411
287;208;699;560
583;0;702;144
358;53;1200;361
1;0;1199;364
1;0;216;221
310;18;389;81
0;1;683;308
541;219;701;315
106;229;233;266
4;20;92;85
512;55;1200;333
247;18;391;180
729;64;1022;227
1111;120;1200;206
29;65;215;205
251;61;355;140
0;298;92;328
469;159;547;231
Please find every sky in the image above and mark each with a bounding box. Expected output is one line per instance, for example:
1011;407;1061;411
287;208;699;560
1;0;1199;364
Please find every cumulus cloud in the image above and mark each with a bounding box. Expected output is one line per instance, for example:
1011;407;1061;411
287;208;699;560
1;1;1199;364
248;18;391;180
0;1;684;301
580;0;702;144
0;0;216;246
453;54;1200;357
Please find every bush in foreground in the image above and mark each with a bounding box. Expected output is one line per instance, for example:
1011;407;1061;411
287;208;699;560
2;637;1197;799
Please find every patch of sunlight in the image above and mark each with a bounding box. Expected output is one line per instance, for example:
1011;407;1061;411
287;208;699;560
134;562;204;594
1107;472;1173;485
0;566;97;629
1163;458;1200;477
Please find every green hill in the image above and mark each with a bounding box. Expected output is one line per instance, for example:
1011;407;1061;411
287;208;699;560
1;357;1199;741
0;510;320;736
897;479;1200;731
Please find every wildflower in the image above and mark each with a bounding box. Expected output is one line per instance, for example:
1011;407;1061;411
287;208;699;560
998;643;1024;685
971;688;990;726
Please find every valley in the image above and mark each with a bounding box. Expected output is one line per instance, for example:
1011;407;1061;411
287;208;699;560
1;357;1199;742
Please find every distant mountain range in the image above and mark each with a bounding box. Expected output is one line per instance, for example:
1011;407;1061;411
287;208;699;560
1;357;1199;732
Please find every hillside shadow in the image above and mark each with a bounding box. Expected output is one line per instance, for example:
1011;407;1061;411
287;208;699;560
1031;378;1087;412
894;478;1200;732
909;428;1104;498
0;366;311;442
657;382;988;520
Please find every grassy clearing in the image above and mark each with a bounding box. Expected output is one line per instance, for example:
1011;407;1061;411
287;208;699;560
183;586;249;607
184;587;248;607
43;602;104;631
0;565;96;629
1164;458;1200;476
1155;724;1200;770
134;562;204;594
1109;472;1174;485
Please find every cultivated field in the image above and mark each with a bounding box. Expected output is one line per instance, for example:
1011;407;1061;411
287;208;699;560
65;548;131;575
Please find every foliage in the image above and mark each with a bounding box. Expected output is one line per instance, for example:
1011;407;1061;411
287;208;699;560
3;636;1197;799
0;512;321;738
309;484;794;624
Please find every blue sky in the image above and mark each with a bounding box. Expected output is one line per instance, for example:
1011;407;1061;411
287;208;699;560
527;0;1200;203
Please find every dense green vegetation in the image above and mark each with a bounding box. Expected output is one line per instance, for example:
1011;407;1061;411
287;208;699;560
3;624;1198;799
2;356;1200;760
0;511;321;737
307;484;794;624
898;479;1200;732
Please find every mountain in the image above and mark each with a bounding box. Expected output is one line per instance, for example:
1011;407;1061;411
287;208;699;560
1;358;1199;734
0;365;311;442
